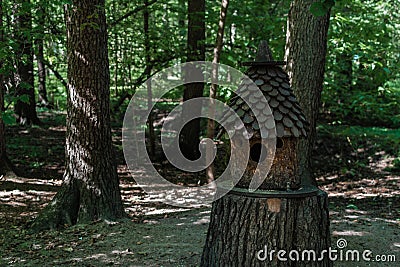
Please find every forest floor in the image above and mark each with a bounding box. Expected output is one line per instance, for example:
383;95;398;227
0;111;399;266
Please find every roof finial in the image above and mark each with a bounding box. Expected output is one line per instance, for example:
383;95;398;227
255;40;274;62
241;40;285;66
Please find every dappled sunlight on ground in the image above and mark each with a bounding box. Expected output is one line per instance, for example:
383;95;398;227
1;114;399;266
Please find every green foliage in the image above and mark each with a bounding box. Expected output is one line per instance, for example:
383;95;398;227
346;204;359;210
318;124;400;174
310;0;335;17
16;94;30;104
322;0;400;127
1;0;398;130
386;158;400;173
1;110;15;126
319;125;400;146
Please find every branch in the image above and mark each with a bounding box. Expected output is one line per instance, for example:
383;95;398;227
112;66;151;113
109;0;158;28
206;0;230;182
45;63;67;89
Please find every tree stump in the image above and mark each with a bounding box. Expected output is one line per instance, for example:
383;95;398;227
201;189;332;267
202;40;331;266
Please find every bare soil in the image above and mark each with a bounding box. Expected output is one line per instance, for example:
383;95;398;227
0;112;399;266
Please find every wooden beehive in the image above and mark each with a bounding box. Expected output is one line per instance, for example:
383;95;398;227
223;41;309;190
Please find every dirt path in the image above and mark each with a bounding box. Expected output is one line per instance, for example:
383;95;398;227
1;112;399;266
1;201;399;266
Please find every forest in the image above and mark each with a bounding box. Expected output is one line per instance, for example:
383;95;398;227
0;0;399;266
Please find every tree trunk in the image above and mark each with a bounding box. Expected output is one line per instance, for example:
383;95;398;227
113;29;118;97
202;1;332;265
0;0;4;169
37;40;48;107
143;0;155;157
0;0;13;175
0;79;12;175
13;0;40;125
35;4;51;108
206;0;230;182
32;0;125;231
0;82;9;174
180;0;205;160
284;0;331;185
201;191;331;266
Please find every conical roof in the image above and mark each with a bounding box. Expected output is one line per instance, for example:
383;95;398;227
223;41;309;138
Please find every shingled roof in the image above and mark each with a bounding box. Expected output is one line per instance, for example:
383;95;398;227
221;41;309;139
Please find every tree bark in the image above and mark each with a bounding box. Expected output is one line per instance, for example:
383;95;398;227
201;191;331;266
180;0;205;160
32;0;125;231
202;2;332;265
13;0;40;125
284;0;331;185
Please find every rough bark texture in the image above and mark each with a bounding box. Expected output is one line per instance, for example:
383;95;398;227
284;0;330;185
202;2;332;265
234;138;300;190
201;191;331;266
32;0;125;231
13;0;40;125
180;0;205;160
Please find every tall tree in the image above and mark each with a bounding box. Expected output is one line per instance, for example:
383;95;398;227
35;3;51;108
206;0;230;182
180;0;205;160
32;0;125;230
143;0;155;157
0;0;13;175
0;91;6;176
284;0;331;185
13;0;40;125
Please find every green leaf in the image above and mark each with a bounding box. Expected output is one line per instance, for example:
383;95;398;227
12;94;30;104
20;95;30;104
1;111;15;126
